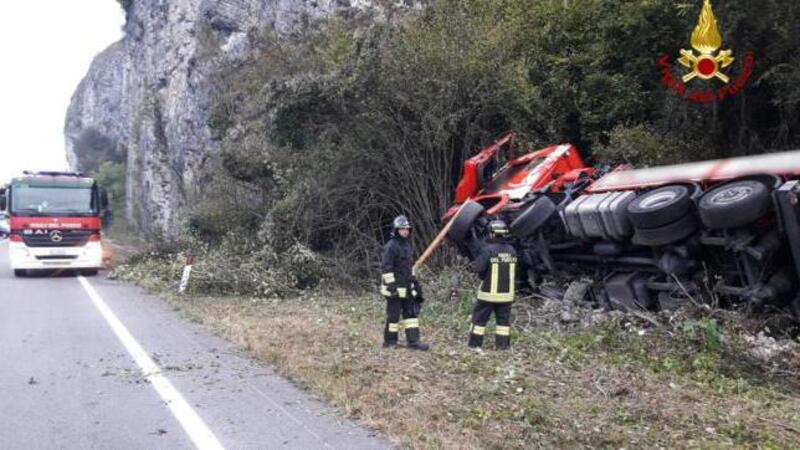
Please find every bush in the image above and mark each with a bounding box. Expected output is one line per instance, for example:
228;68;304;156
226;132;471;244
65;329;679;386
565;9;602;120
186;0;800;295
73;128;126;174
93;161;126;227
113;230;331;298
594;124;702;167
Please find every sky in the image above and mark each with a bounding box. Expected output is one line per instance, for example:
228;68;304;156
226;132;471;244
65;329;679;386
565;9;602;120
0;1;125;184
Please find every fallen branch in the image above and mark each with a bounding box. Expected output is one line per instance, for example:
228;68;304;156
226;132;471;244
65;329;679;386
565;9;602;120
757;416;800;435
629;310;664;330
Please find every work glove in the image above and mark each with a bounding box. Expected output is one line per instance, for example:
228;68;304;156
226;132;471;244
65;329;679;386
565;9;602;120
411;278;424;303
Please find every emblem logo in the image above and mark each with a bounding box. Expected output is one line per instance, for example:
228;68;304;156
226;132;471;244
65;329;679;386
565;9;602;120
678;0;733;83
50;230;63;243
657;0;755;103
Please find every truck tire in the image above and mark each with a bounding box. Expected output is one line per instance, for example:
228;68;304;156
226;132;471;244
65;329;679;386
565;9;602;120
454;234;485;261
632;213;697;247
447;200;485;243
627;185;693;229
80;269;99;277
510;196;557;238
698;180;771;230
14;269;26;277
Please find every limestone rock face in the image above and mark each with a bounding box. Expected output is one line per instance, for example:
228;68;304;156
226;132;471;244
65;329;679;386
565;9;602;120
66;0;406;236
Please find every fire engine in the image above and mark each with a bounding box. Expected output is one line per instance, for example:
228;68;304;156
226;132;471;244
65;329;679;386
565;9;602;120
444;133;800;317
0;171;109;276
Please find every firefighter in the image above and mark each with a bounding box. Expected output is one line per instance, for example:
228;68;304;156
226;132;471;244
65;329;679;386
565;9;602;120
380;215;430;350
469;219;518;350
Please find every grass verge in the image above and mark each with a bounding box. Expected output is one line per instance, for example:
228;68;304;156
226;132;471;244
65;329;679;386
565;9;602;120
154;289;800;449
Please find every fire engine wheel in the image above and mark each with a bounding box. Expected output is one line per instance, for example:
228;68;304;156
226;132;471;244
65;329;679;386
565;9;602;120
698;180;771;230
447;200;485;243
13;269;26;277
632;213;698;247
80;269;99;277
510;196;557;238
627;185;693;229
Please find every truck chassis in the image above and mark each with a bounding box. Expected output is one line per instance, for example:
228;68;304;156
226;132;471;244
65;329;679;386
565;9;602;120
445;134;800;318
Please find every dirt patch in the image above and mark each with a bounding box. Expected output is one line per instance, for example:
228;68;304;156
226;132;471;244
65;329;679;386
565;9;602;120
163;292;800;449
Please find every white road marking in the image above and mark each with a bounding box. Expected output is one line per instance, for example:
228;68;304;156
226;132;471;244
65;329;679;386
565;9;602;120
77;276;224;450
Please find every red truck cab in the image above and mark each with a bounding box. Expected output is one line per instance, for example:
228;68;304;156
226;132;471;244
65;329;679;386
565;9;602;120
1;171;108;276
444;133;594;220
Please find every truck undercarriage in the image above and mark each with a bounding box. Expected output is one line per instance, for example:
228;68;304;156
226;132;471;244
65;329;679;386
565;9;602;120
445;134;800;319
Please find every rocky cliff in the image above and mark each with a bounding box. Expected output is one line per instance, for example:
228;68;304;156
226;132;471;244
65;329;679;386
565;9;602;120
65;0;408;236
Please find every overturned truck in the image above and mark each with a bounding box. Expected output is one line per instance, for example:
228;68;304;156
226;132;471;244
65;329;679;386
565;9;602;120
444;133;800;316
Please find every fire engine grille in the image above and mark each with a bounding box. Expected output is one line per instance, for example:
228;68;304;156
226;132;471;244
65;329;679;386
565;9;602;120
35;255;79;260
22;230;93;247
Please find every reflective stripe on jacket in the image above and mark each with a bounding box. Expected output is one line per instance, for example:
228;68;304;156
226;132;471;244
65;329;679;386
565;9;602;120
471;240;518;303
380;235;413;298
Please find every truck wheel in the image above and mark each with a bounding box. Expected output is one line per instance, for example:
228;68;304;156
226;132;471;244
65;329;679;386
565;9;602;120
80;269;99;277
698;180;771;229
510;196;557;238
632;213;697;247
447;200;484;243
627;185;693;229
454;235;485;261
13;269;26;277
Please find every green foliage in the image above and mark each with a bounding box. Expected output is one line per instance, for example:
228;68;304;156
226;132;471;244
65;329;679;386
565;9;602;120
318;19;355;71
73;127;127;174
595;124;700;166
194;0;800;292
113;234;330;297
92;161;126;227
680;318;724;352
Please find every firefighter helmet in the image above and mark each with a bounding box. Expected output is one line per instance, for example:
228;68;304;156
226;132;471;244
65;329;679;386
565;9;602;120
393;215;412;230
488;219;509;237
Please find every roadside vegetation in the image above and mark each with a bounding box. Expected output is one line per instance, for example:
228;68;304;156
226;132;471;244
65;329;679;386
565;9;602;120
192;0;800;283
99;0;800;284
112;261;800;448
106;1;800;446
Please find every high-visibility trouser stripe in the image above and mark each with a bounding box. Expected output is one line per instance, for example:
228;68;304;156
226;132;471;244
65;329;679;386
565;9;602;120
380;285;392;296
396;288;408;298
490;263;499;294
476;290;514;302
388;323;400;333
471;325;486;336
496;326;510;336
403;318;419;329
382;273;396;284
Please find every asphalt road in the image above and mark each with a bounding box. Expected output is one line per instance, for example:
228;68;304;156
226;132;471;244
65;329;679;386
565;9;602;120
0;240;390;449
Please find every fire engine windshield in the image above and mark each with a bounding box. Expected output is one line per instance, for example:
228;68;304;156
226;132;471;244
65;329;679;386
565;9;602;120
10;185;95;216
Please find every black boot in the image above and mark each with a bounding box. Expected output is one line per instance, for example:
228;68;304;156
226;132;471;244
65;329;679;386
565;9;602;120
468;324;485;348
405;327;430;351
408;341;430;351
384;322;399;348
496;325;511;350
468;333;483;348
495;335;510;350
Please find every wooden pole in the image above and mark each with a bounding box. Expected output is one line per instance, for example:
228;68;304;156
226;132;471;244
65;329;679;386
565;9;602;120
413;202;470;275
